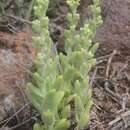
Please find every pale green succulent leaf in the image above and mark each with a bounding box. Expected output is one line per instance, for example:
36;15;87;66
33;123;42;130
61;105;70;119
26;83;43;112
41;89;64;113
42;110;54;126
53;75;64;90
54;119;70;130
77;112;89;130
75;96;84;116
63;66;81;82
69;51;84;68
89;43;99;54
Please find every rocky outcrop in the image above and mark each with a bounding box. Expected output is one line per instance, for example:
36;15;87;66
95;0;130;55
78;0;130;55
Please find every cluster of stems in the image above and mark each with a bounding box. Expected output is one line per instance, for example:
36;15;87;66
26;0;102;130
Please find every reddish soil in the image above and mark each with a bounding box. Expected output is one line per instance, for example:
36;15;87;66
0;28;35;130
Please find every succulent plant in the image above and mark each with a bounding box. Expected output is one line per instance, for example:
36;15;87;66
26;0;103;130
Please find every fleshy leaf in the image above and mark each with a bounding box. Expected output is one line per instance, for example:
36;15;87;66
77;112;89;130
53;75;64;90
61;105;70;119
55;119;70;130
33;123;42;130
42;110;54;126
41;89;64;113
26;83;43;112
